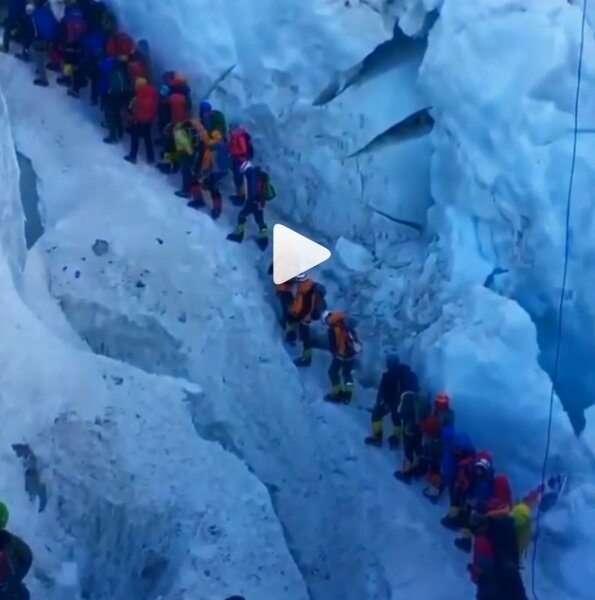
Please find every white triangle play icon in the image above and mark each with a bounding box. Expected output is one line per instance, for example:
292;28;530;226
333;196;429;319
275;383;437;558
273;224;331;285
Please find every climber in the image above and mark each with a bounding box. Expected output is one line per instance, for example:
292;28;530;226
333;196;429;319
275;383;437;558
364;354;419;448
226;160;275;248
322;310;361;403
394;388;431;483
79;25;106;103
30;0;58;87
267;264;297;345
418;392;456;500
468;509;528;600
103;56;131;143
228;120;255;205
282;273;327;367
58;0;88;95
2;0;26;55
0;501;33;600
124;77;158;164
96;52;114;109
172;118;204;203
439;430;476;524
12;2;34;62
451;452;497;553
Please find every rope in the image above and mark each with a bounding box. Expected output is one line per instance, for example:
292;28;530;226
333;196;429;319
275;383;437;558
530;1;588;597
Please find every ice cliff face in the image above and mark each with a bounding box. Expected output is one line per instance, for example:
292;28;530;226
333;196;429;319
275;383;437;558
0;86;310;599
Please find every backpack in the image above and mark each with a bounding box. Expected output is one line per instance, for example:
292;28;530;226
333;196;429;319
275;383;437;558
108;66;130;95
257;170;276;202
510;503;532;558
310;282;327;320
33;6;58;42
210;140;231;174
64;7;87;44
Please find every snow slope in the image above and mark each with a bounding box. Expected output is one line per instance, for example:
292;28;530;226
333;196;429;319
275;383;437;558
0;83;310;600
0;57;474;600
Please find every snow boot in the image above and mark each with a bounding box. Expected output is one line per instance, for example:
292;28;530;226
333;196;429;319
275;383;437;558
33;79;49;88
324;387;343;403
67;89;80;98
123;155;136;164
364;433;383;447
47;62;61;72
393;470;414;484
294;350;312;368
175;190;191;199
388;425;402;450
210;208;221;220
454;536;472;553
103;135;118;144
188;199;206;210
227;231;245;244
56;75;71;87
440;509;462;531
15;51;30;62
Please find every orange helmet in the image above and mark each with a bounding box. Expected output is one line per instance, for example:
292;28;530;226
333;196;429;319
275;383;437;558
434;391;450;408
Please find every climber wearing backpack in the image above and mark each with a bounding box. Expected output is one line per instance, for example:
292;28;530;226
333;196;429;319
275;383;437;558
394;388;430;483
103;57;131;144
226;160;274;250
199;100;226;138
2;0;27;54
452;452;497;553
364;354;418;448
228;121;254;205
124;77;158;164
322;310;361;403
267;264;297;345
283;273;327;366
78;26;106;103
468;509;528;600
0;501;33;600
58;0;88;95
30;0;58;87
418;392;456;499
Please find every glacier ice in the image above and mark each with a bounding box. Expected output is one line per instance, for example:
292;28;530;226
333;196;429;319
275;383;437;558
0;0;594;598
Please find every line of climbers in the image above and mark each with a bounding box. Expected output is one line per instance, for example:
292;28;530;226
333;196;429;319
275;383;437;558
363;355;567;600
1;4;559;600
2;0;277;250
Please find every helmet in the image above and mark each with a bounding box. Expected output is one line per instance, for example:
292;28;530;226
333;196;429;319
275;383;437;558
434;391;450;408
199;100;212;113
159;84;170;97
0;501;8;529
25;3;34;15
385;353;399;369
322;310;331;322
294;273;308;282
475;457;492;471
239;160;252;173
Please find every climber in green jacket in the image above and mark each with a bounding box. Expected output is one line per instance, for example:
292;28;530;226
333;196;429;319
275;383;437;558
0;501;33;600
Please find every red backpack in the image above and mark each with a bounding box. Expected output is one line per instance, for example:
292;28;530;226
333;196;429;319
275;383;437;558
133;84;158;123
64;9;87;44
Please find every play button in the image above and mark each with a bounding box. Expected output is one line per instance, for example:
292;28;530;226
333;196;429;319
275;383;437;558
273;224;331;285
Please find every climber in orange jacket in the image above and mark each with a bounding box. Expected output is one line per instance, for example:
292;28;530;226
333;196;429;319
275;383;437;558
124;77;158;164
187;107;229;219
322;310;360;403
287;274;326;367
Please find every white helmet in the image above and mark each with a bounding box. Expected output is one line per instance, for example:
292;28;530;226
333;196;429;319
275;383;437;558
239;160;252;173
25;3;34;15
294;273;308;282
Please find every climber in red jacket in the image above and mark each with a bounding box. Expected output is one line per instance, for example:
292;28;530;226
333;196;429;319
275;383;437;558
228;121;254;205
124;77;158;164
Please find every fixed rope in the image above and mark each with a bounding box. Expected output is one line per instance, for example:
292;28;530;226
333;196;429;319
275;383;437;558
530;1;588;598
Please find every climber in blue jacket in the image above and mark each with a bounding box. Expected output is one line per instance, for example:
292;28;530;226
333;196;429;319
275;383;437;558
2;0;26;54
31;0;59;87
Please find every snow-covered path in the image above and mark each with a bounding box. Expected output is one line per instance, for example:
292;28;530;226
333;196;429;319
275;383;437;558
0;55;480;600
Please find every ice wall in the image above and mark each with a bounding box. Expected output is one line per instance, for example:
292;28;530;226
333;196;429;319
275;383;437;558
0;85;310;600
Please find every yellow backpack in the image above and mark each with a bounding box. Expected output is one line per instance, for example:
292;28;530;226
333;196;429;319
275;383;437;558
510;502;533;558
